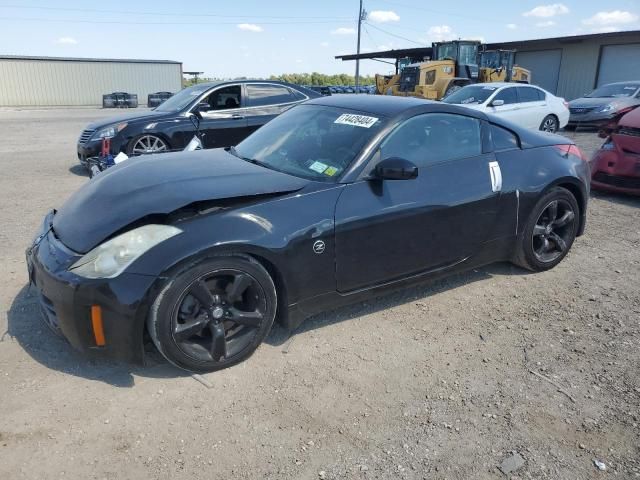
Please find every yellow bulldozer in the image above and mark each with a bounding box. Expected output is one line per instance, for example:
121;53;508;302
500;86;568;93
381;40;531;100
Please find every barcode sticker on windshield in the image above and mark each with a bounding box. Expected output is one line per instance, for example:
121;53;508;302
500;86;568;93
334;114;379;128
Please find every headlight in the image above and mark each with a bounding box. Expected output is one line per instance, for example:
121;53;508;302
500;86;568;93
598;104;615;113
69;224;182;279
93;122;128;140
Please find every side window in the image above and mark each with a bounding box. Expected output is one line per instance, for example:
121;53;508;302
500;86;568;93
201;85;241;111
246;84;299;107
490;124;520;151
518;87;543;103
289;88;307;101
380;113;482;167
493;87;518;105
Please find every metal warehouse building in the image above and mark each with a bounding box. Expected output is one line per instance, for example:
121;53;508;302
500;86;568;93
337;30;640;100
0;56;182;106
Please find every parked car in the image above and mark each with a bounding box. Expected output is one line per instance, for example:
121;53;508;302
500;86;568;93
102;92;138;109
567;81;640;130
28;95;589;372
77;80;320;168
147;91;173;108
590;106;640;196
307;85;332;96
443;82;569;133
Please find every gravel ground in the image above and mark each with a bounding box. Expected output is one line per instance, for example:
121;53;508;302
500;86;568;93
0;108;638;480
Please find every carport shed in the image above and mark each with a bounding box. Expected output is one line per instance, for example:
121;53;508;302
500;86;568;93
0;55;183;107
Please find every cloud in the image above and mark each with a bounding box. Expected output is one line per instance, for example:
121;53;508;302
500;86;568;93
506;23;518;29
536;20;556;27
56;36;77;45
237;23;263;32
426;25;457;41
582;10;638;25
331;27;356;35
523;4;569;18
320;41;329;47
590;25;622;33
367;10;400;23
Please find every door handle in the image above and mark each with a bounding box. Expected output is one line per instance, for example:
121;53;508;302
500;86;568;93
488;161;502;192
231;114;244;120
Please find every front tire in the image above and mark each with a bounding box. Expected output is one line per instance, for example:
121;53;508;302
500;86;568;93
513;187;579;272
540;115;559;133
127;134;170;156
147;255;277;373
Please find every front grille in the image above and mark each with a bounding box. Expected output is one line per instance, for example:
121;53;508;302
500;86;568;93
618;127;640;137
593;172;640;189
78;129;95;144
39;293;60;331
569;107;595;115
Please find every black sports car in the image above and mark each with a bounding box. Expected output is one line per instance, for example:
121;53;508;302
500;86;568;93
78;80;319;167
28;95;589;373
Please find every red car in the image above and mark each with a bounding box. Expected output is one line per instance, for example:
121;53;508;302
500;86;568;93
590;107;640;195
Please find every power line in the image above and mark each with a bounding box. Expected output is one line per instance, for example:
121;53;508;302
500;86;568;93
0;16;343;26
364;22;424;46
0;4;351;20
376;0;494;23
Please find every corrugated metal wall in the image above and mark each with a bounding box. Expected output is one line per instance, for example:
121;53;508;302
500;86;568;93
0;59;182;106
503;33;640;100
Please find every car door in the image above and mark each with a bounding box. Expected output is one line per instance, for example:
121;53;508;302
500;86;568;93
334;112;503;292
516;86;547;129
486;86;521;124
197;84;250;148
245;83;307;136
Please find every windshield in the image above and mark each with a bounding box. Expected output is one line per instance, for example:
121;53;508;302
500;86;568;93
233;105;385;182
443;85;498;105
436;43;456;60
154;85;210;112
587;83;640;98
459;44;478;65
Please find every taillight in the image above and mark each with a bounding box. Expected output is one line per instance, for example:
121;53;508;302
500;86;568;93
554;144;587;161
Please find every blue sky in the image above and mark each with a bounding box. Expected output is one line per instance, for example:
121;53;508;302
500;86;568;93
0;1;638;77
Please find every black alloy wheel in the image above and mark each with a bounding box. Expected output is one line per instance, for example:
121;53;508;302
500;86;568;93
531;199;575;263
148;256;277;372
514;187;579;272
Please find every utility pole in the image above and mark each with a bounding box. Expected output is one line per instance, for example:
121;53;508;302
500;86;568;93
355;0;365;92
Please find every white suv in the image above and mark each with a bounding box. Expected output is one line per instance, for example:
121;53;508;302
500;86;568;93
443;82;569;133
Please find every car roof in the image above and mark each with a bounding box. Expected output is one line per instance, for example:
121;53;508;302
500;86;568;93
602;80;640;86
188;79;314;89
305;94;438;116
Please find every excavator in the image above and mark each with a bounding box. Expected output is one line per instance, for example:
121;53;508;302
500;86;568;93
379;40;531;100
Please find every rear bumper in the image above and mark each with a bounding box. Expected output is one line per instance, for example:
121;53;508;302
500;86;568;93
589;149;640;195
26;214;158;364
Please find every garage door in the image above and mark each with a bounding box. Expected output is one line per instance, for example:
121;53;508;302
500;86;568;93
515;49;562;94
597;44;640;86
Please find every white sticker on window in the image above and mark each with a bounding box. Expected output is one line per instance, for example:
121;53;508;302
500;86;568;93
309;161;328;173
334;113;379;128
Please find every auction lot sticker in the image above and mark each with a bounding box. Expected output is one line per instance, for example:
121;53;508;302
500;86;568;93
334;114;379;128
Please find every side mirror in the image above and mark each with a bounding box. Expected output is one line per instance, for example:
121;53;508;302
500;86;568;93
490;99;505;107
374;157;418;180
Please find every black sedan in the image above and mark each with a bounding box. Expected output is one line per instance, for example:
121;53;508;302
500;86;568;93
77;80;319;167
28;96;589;373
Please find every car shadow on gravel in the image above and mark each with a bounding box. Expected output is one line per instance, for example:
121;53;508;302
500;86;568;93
68;164;89;177
265;261;532;347
5;285;187;387
591;190;640;208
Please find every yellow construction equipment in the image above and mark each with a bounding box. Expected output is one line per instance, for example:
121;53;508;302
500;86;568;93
387;40;531;100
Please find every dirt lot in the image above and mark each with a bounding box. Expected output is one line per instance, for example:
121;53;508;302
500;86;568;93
0;108;638;480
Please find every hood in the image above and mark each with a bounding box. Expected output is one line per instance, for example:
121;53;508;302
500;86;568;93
569;96;638;109
87;109;169;130
53;149;309;253
619;106;640;129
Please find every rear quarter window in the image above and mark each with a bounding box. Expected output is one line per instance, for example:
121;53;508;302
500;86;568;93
491;124;520;151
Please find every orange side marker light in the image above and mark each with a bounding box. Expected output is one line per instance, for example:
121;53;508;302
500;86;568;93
91;305;106;346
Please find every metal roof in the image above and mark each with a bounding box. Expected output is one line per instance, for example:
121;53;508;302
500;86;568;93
0;55;181;64
335;47;431;61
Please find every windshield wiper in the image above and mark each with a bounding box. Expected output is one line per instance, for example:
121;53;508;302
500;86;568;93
227;146;260;164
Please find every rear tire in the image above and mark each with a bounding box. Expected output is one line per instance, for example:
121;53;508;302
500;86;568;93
147;255;277;373
540;115;559;133
513;187;579;272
